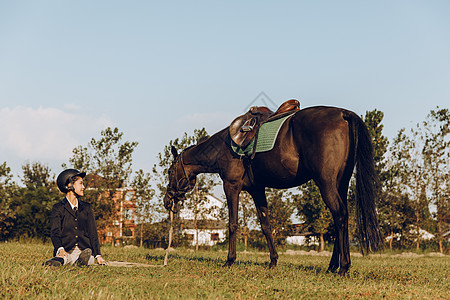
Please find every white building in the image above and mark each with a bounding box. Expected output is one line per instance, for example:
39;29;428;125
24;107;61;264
386;227;435;242
285;224;318;246
179;194;227;246
286;235;319;246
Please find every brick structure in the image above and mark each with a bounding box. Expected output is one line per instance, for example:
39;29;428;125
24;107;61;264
85;174;137;245
99;188;137;245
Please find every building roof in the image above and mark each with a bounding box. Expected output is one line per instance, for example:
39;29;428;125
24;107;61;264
181;219;226;230
286;223;312;236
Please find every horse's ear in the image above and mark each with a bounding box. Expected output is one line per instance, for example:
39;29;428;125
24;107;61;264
171;146;178;159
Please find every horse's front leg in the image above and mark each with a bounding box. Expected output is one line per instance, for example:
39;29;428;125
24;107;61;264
223;182;241;267
249;188;278;268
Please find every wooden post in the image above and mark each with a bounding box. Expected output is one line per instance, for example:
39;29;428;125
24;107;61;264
164;207;174;266
140;218;144;247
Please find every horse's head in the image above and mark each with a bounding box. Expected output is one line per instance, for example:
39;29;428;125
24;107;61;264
163;146;196;213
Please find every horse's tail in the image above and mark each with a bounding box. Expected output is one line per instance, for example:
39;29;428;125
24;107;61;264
346;111;384;255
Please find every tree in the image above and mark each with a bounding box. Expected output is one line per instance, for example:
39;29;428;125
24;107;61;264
265;188;294;246
152;128;220;249
0;162;16;240
87;127;138;189
348;110;388;248
381;107;449;252
10;162;60;239
238;191;256;251
295;181;332;251
21;161;54;189
68;145;92;171
421;108;449;253
379;129;427;249
152;128;209;201
363;109;388;201
130;169;156;247
184;173;217;250
364;110;388;165
65;127;138;245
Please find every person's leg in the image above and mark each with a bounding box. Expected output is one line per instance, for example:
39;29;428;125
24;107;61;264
66;247;81;265
53;246;92;266
87;255;95;265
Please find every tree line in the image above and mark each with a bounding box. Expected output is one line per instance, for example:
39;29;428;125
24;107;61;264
0;108;448;253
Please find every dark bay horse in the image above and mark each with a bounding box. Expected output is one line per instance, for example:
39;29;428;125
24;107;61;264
164;106;383;275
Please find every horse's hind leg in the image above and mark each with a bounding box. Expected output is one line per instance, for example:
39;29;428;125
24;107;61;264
328;177;352;274
316;180;351;276
249;187;278;268
328;236;340;273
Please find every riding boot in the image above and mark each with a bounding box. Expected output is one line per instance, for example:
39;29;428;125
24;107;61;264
43;257;64;266
74;248;92;266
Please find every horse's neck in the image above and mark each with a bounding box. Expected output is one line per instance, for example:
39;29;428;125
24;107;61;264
184;131;225;174
184;145;218;174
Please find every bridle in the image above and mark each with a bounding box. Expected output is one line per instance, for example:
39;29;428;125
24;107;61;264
175;153;191;193
167;152;192;204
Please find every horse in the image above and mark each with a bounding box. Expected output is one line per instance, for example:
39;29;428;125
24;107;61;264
163;105;383;276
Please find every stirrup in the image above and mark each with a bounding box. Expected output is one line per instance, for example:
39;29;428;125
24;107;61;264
240;118;256;132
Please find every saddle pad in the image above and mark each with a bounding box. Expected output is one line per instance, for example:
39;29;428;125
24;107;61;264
231;113;294;156
255;113;292;152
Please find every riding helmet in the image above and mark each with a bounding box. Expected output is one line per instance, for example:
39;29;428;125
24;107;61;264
56;169;86;193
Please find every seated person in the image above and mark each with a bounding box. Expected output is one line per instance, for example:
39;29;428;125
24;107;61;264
44;169;106;266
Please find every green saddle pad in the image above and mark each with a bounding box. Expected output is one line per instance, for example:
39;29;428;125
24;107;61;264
231;113;294;157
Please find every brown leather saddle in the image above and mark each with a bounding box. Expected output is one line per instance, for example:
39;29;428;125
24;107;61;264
229;99;300;149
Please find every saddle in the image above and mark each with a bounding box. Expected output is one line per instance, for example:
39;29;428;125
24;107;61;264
229;99;300;149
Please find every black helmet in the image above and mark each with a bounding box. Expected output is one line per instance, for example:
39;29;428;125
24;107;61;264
56;169;86;193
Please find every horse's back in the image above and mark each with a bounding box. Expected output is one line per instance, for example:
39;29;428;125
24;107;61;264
292;106;353;139
293;106;351;129
249;106;354;189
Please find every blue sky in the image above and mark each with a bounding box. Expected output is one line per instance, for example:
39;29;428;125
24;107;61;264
1;1;449;181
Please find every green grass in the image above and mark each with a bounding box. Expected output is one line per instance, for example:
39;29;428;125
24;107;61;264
1;242;449;299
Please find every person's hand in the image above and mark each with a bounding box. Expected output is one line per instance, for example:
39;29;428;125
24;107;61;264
96;256;106;265
57;249;68;259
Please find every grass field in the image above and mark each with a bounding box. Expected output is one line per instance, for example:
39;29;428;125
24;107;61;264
0;241;448;299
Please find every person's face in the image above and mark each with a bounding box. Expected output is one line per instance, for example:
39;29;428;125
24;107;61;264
72;177;85;196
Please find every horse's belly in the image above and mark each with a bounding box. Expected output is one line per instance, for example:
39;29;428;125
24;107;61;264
252;153;300;188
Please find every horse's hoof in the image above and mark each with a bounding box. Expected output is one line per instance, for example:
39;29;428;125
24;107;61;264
269;260;277;269
222;261;233;268
338;268;349;276
327;267;338;273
